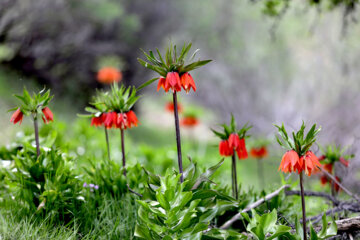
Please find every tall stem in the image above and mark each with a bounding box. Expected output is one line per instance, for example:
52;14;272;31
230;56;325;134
231;153;238;200
120;129;126;177
33;116;40;157
257;158;264;189
172;91;183;182
104;126;111;162
299;172;307;240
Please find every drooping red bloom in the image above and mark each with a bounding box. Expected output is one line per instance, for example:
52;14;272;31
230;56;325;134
219;140;233;157
228;133;241;150
97;67;122;84
115;113;127;129
91;114;104;127
165;102;183;113
104;112;117;128
126;110;139;128
250;147;268;159
42;107;54;124
165;72;181;92
301;151;321;176
157;77;167;92
180;72;196;93
181;116;199;127
10;108;24;125
278;150;301;174
236;138;248;159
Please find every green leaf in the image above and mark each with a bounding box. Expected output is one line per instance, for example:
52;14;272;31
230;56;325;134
137;77;159;91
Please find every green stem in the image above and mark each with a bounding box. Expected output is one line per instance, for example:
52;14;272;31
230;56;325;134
33;116;40;157
172;91;183;183
299;172;307;240
120;129;126;177
257;158;265;189
104;126;111;162
232;152;238;200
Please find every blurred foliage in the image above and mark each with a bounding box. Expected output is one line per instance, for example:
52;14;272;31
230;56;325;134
0;0;178;101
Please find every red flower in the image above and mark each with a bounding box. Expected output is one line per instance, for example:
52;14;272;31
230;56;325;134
219;140;233;157
126;110;139;128
42;107;54;124
91;115;104;127
301;151;321;176
278;150;301;174
180;72;196;93
236;138;248;159
10;108;24;125
339;157;349;167
320;163;333;185
228;133;241;150
318;155;326;161
104;112;117;128
165;102;183;113
97;67;122;84
115;113;127;129
250;147;268;159
157;77;167;92
181;116;199;127
165;72;181;92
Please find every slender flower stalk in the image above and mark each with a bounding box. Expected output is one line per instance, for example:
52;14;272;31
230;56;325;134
251;146;268;189
257;158;264;189
33;115;40;157
104;126;111;162
120;129;126;176
173;92;183;182
231;153;238;199
299;172;307;240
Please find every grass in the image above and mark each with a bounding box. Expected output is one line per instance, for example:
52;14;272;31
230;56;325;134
0;194;137;240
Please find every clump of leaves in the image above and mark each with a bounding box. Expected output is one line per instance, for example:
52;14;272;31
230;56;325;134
137;43;212;89
275;122;321;155
242;209;292;240
135;160;245;240
212;115;251;140
5;147;82;223
10;87;53;118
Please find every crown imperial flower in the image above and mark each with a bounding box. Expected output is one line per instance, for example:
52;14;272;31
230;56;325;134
126;110;139;128
180;72;196;93
10;108;24;125
42;107;54;124
97;67;122;84
219;140;233;157
250;146;268;159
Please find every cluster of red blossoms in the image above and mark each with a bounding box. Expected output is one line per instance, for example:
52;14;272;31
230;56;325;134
165;102;183;113
318;155;349;192
279;150;321;176
180;116;199;127
10;107;53;125
91;110;138;129
219;133;248;159
97;67;122;84
158;72;196;93
250;146;268;159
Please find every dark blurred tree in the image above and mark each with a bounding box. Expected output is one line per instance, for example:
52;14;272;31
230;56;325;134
258;0;358;30
0;0;178;104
